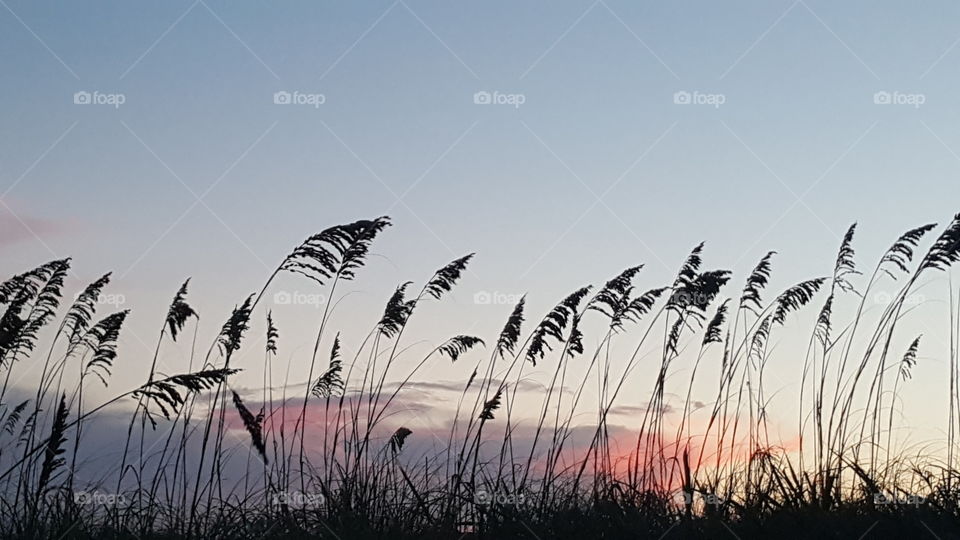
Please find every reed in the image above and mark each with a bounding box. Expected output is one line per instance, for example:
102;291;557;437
1;214;960;538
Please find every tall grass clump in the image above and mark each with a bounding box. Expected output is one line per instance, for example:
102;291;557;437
1;214;960;539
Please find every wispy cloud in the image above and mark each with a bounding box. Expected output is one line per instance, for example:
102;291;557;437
0;204;70;248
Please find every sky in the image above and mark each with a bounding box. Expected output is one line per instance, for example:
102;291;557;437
2;0;960;450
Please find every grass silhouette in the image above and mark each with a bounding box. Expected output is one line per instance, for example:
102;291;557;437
1;214;960;538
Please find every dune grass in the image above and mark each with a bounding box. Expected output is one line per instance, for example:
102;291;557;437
2;214;960;538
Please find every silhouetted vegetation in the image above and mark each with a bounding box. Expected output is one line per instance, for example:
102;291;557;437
2;214;960;539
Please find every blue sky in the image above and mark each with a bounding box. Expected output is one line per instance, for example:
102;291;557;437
2;1;960;442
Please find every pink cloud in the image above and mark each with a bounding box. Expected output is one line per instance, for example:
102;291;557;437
0;205;68;247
